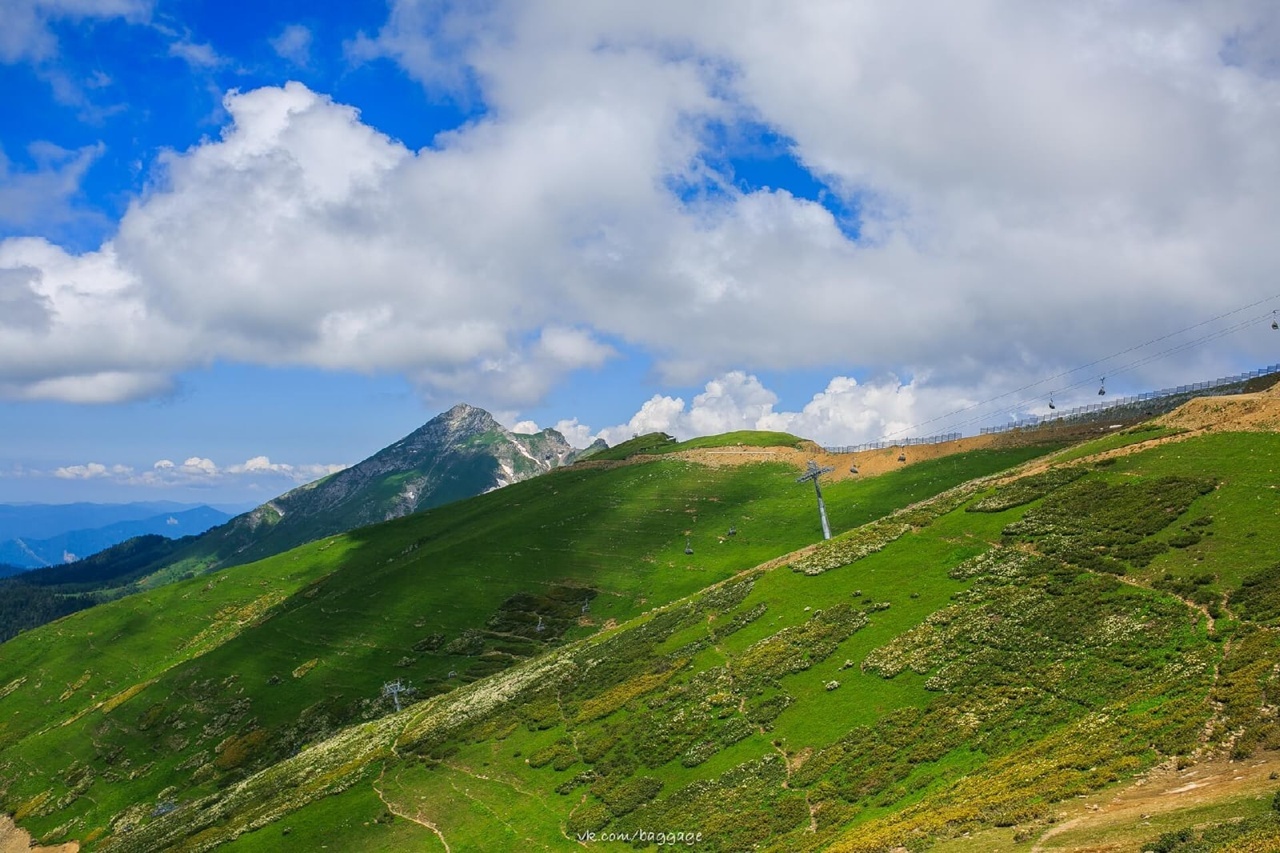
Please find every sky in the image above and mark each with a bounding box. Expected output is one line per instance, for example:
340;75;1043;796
2;0;1280;504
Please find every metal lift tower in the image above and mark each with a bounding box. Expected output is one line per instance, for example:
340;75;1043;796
382;679;415;712
797;460;835;540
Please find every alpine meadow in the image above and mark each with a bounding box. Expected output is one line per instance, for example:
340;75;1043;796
5;3;1280;852
4;384;1280;850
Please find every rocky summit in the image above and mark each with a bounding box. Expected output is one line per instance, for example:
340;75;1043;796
182;403;580;570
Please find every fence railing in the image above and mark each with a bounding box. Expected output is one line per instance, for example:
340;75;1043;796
978;364;1280;435
824;432;963;454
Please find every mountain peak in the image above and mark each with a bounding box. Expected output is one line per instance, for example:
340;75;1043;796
183;401;575;569
431;402;499;436
442;402;485;417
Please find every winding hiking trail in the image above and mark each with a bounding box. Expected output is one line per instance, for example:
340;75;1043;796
373;762;452;852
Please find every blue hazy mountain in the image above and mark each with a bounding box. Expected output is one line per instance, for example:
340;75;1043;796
0;505;233;570
0;501;213;542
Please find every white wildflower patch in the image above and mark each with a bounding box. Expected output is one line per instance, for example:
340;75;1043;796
790;520;911;575
1090;612;1147;645
948;548;1036;581
862;623;948;678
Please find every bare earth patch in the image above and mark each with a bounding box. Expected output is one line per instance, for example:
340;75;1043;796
669;434;1002;481
1155;383;1280;433
0;816;77;853
1031;751;1280;852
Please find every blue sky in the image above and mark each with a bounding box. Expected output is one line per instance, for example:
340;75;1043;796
2;1;1279;503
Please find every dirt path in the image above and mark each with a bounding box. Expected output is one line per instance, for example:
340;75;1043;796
372;763;452;852
1031;751;1280;851
0;816;77;853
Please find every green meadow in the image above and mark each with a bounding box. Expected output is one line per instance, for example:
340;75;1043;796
0;442;1050;848
5;429;1280;851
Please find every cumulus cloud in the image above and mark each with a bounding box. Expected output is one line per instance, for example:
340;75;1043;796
551;418;595;448
50;455;347;488
224;455;347;481
2;2;1279;422
585;370;1022;449
179;456;218;476
54;462;131;479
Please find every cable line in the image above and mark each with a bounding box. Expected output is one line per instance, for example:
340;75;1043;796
875;294;1280;441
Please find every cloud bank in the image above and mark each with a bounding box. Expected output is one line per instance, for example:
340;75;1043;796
526;370;969;449
1;2;1278;430
45;455;346;488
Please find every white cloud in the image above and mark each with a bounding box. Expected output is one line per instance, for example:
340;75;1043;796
509;420;539;435
0;141;104;231
222;455;346;481
595;393;689;448
587;370;1013;449
46;454;347;488
54;462;131;479
2;3;1279;412
168;39;221;69
552;418;595;448
0;0;150;65
179;456;218;476
227;455;277;474
271;24;313;67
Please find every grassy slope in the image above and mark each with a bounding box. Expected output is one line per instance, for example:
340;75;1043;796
189;431;1280;852
0;443;1051;848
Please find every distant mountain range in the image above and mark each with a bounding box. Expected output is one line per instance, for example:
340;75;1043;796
0;500;244;543
0;502;240;571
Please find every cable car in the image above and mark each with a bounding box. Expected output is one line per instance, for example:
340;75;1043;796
684;538;693;555
849;465;859;475
727;526;737;536
1272;310;1277;330
1048;393;1056;410
897;451;906;463
1098;377;1106;396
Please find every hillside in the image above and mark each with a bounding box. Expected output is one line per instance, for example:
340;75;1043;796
0;437;1055;850
6;405;1280;851
0;535;188;644
202;423;1279;853
0;404;581;645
